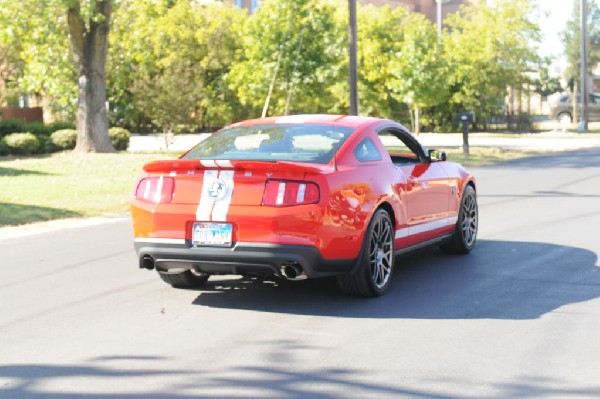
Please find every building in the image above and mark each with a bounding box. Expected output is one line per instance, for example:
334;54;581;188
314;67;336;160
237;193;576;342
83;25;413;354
229;0;470;23
362;0;468;24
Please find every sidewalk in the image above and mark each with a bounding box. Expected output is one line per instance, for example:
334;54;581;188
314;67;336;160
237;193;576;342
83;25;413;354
128;130;600;153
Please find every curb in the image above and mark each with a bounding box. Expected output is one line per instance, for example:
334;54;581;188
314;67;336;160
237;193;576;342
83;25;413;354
0;216;129;241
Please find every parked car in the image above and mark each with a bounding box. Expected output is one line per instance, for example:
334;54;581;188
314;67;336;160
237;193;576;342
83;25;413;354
130;115;478;297
549;93;600;123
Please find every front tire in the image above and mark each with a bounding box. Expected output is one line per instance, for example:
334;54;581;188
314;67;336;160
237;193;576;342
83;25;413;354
337;209;395;297
158;270;209;288
441;185;478;254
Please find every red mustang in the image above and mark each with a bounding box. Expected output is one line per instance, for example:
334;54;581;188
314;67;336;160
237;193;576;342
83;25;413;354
130;115;478;296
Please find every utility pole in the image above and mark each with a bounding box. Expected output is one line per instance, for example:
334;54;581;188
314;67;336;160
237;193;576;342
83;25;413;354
348;0;358;116
578;0;589;132
437;0;442;39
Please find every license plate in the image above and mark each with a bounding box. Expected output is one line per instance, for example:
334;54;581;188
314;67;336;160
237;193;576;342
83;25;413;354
192;222;232;247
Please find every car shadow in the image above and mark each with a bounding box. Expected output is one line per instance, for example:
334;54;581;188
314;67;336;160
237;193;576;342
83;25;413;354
191;240;600;320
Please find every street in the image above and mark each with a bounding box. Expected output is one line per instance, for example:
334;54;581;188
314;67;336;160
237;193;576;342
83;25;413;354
1;148;600;398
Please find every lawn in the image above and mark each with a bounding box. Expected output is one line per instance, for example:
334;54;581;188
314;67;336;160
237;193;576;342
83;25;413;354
0;152;176;227
0;148;532;228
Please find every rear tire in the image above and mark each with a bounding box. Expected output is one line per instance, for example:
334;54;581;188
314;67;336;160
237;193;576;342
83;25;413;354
337;209;395;297
158;270;209;288
441;185;478;254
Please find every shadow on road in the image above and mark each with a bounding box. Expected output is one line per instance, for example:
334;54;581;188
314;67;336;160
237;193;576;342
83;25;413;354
190;240;600;320
2;352;600;398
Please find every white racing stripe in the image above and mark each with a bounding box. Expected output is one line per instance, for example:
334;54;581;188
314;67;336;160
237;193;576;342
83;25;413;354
195;166;235;222
395;215;458;239
212;170;234;221
196;170;219;221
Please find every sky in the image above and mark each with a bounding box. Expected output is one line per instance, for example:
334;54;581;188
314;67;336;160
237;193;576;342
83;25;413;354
535;0;575;74
534;0;599;75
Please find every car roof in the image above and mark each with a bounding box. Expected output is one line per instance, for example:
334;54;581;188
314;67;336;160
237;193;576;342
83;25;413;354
226;114;382;130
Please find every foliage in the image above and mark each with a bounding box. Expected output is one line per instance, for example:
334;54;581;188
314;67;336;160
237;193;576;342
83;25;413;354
351;4;446;128
2;132;41;155
229;0;343;117
0;1;77;120
116;0;247;132
108;127;130;150
443;0;542;127
560;0;600;89
1;0;546;133
50;129;78;150
532;66;563;98
0;119;26;137
0;119;75;137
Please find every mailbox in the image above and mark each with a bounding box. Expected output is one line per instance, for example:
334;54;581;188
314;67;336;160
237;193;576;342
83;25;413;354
456;112;474;123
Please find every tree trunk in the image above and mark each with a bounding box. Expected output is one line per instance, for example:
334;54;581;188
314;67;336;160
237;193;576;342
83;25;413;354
68;1;115;153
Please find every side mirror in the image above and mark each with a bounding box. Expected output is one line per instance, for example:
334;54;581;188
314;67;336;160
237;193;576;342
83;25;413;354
428;149;447;162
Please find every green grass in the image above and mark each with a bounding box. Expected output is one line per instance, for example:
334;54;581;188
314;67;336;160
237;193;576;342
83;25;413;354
443;147;537;166
0;152;175;227
0;148;536;228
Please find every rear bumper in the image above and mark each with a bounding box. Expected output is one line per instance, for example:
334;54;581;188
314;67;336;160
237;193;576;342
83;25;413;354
134;238;356;278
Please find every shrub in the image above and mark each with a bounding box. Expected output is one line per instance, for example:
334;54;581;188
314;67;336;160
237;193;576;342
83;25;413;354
109;127;131;151
0;137;7;156
49;121;75;132
50;129;78;151
3;132;41;155
0;119;26;137
36;135;53;154
25;121;53;136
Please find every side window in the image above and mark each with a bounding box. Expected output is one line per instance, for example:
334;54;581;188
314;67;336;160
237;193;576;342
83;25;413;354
354;138;382;162
378;129;420;164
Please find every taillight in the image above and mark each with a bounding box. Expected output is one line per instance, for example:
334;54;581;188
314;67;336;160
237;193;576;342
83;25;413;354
262;179;320;207
135;176;174;204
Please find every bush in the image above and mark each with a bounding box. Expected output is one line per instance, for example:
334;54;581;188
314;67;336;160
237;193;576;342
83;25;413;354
109;127;131;151
0;119;75;138
0;119;26;137
3;132;41;155
50;129;78;151
24;121;53;136
49;121;75;132
0;137;7;156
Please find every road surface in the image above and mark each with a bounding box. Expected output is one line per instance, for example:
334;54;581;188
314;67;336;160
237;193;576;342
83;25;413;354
1;148;600;398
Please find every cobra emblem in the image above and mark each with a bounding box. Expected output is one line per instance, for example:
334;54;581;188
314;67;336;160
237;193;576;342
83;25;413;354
207;180;228;201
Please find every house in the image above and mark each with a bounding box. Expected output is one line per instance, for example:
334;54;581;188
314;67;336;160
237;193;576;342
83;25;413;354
229;0;471;23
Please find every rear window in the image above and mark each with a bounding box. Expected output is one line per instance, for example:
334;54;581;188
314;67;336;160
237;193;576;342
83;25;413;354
182;124;355;164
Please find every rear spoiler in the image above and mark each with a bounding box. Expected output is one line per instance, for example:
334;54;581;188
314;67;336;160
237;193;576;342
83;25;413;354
143;159;329;175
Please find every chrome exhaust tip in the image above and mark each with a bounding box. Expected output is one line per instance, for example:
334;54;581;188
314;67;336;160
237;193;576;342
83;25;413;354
280;263;307;281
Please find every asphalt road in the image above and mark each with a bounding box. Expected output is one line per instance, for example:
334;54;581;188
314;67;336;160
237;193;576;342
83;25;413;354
1;149;600;398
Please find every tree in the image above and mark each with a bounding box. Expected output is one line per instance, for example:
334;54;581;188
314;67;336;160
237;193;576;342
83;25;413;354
532;66;562;101
560;0;600;123
229;0;343;117
67;0;114;152
0;0;114;152
126;1;246;132
443;0;542;127
0;2;76;119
